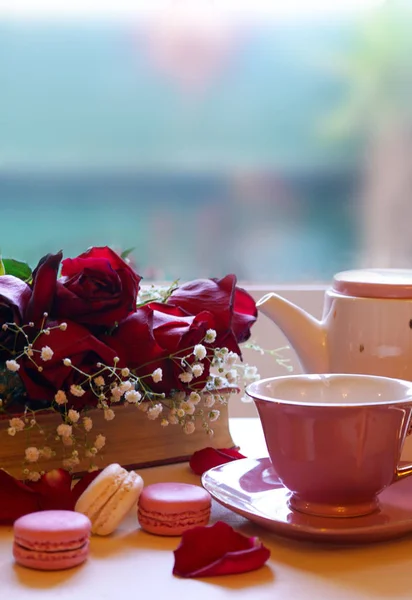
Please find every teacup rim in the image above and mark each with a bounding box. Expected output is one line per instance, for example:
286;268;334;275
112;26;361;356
246;373;412;407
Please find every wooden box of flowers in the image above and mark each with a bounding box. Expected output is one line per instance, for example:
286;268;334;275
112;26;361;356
0;247;258;480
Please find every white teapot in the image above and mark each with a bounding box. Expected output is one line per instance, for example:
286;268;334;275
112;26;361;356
258;269;412;380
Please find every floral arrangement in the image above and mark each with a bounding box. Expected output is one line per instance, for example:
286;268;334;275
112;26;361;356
0;246;259;479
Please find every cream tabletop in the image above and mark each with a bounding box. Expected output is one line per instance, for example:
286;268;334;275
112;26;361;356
2;418;412;600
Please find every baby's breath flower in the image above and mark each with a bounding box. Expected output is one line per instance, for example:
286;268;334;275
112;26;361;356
110;387;123;403
181;401;195;415
168;414;179;425
27;471;41;482
25;447;40;463
176;408;185;419
204;394;215;408
94;376;105;387
54;390;68;405
214;376;225;388
225;369;238;383
193;344;207;360
9;417;25;432
56;423;72;438
152;368;163;383
68;409;80;423
104;408;115;421
138;402;149;412
6;359;20;372
121;368;130;377
62;436;74;447
209;410;220;422
183;421;196;435
40;346;54;361
70;384;85;397
125;389;142;404
189;391;201;405
94;434;106;450
179;371;193;384
63;358;72;366
7;427;16;436
83;416;93;432
191;363;204;378
160;418;169;427
119;380;132;393
244;365;259;380
147;404;163;420
59;322;68;331
40;446;53;459
205;329;217;343
224;351;238;367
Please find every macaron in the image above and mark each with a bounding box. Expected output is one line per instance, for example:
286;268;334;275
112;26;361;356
75;463;144;536
13;510;91;571
138;482;211;536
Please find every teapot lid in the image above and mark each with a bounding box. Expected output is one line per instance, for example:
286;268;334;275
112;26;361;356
333;269;412;299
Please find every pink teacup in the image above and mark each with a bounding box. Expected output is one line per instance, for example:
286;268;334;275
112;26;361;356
246;374;412;518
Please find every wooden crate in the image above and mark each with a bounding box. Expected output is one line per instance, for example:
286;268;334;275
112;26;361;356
0;402;234;479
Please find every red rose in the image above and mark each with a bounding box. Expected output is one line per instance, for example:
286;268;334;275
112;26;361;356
167;275;257;355
54;246;142;330
0;275;32;360
105;303;214;393
19;319;118;409
25;251;62;325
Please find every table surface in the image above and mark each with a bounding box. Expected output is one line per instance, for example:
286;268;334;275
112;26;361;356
2;418;412;600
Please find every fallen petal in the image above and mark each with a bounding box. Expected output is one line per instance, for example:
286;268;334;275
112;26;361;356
173;521;270;577
189;447;246;475
0;469;40;524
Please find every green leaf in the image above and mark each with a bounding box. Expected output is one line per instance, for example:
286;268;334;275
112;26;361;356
0;257;5;276
2;258;32;282
120;247;135;260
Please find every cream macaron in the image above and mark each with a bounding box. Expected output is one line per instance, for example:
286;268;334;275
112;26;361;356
75;464;144;536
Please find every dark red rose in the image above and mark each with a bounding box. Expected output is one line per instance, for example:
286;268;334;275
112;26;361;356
173;521;271;577
19;319;118;409
167;275;257;355
0;275;32;360
25;251;62;325
105;303;215;393
0;468;100;524
0;469;40;524
27;468;100;511
189;447;246;475
54;246;142;330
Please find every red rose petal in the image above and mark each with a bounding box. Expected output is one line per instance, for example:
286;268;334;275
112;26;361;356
27;468;74;511
71;470;101;504
173;521;270;577
189;447;246;475
0;469;40;524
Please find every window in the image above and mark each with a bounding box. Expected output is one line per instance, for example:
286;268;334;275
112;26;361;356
1;1;411;413
2;0;410;285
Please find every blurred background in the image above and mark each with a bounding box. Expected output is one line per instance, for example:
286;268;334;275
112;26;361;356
1;0;411;283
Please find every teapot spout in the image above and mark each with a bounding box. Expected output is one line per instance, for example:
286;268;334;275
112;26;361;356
257;293;328;373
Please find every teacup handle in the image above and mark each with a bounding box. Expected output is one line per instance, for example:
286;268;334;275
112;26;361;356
394;463;412;482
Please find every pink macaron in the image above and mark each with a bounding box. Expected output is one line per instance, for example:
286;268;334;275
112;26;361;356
13;510;91;571
138;482;211;536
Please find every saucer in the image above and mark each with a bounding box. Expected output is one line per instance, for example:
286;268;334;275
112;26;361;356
202;457;412;544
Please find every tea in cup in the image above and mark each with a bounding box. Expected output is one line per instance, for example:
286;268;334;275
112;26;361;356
246;374;412;518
